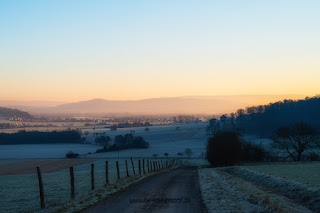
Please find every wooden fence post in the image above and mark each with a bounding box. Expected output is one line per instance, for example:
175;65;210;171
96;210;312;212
139;160;141;175
143;159;145;175
36;166;45;209
70;167;75;199
91;163;95;190
126;160;129;177
116;161;120;180
105;161;109;184
130;157;136;175
153;161;156;171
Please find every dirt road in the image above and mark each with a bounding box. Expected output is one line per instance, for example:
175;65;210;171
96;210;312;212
85;167;204;213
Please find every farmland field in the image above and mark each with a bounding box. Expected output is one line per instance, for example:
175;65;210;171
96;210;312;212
86;123;208;158
0;144;103;159
0;123;208;212
245;162;320;188
0;123;208;159
0;157;169;213
199;163;320;213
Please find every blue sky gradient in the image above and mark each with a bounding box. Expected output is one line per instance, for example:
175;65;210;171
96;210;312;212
1;1;319;101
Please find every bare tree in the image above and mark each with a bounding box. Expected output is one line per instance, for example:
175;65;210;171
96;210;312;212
273;122;319;161
206;118;220;136
184;148;193;158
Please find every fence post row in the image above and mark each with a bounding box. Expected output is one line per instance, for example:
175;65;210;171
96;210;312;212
126;160;130;177
36;157;174;207
91;163;95;190
143;159;145;175
105;161;109;184
130;157;136;175
116;161;120;180
139;160;141;175
70;167;75;199
36;166;45;209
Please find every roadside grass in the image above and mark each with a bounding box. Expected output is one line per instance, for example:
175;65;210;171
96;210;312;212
221;166;320;212
244;162;320;188
38;166;177;213
198;162;320;213
0;158;173;213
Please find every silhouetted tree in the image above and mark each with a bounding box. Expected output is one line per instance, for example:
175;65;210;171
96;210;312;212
95;135;111;146
66;151;79;158
206;118;220;135
177;152;183;157
273;122;319;161
110;125;117;131
184;148;193;158
242;141;267;162
206;131;242;167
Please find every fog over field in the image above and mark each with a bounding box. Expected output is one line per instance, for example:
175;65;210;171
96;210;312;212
1;95;305;115
0;124;208;159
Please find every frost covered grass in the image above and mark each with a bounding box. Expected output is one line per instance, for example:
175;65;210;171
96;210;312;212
0;144;103;159
0;158;172;213
181;158;210;167
85;123;208;158
199;167;317;213
0;123;208;212
38;166;174;213
245;162;320;188
220;166;320;212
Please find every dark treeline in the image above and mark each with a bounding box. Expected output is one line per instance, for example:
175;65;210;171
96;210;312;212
0;107;33;120
115;122;152;128
209;95;320;136
172;115;202;123
96;133;149;153
0;129;84;145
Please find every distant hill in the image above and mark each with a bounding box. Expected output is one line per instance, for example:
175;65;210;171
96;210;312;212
0;107;33;119
19;95;305;115
0;100;67;112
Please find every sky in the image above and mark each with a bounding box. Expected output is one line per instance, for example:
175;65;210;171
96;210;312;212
1;0;319;102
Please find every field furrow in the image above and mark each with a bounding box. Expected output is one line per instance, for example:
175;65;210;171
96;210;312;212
199;168;316;213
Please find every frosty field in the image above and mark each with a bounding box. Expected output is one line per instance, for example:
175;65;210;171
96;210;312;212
245;162;320;188
86;123;208;158
0;144;103;159
0;123;208;212
0;157;170;213
199;163;320;213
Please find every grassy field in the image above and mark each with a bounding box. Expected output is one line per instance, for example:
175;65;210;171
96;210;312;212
199;162;320;213
245;162;320;188
0;123;208;159
0;157;171;213
86;123;208;158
